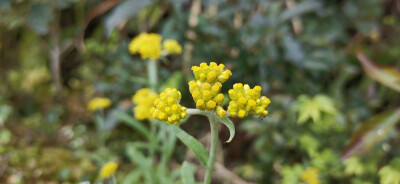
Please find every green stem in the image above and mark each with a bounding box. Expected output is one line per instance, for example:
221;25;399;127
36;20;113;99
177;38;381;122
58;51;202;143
203;114;219;184
147;59;158;91
147;59;158;159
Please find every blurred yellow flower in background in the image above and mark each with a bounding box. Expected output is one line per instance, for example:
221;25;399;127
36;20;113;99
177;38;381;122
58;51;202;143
132;88;159;121
301;167;320;184
87;97;111;112
163;39;182;54
129;33;162;60
99;161;118;179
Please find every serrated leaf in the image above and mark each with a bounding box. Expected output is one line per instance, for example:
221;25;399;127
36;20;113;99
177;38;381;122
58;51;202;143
295;94;337;124
341;108;400;160
104;0;153;35
379;165;400;184
314;95;337;114
180;161;196;184
344;157;364;176
113;111;151;140
28;4;53;35
218;117;235;143
171;126;209;167
357;52;400;93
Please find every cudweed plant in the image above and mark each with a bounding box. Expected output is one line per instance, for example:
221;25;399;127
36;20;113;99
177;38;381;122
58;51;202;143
152;62;271;184
113;32;185;183
116;32;271;183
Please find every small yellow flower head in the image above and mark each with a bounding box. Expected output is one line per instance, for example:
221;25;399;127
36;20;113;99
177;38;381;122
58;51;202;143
132;88;159;121
129;33;162;60
188;80;226;117
100;162;118;179
300;167;320;184
188;62;231;117
227;83;270;118
87;97;112;112
152;88;187;125
191;62;232;83
163;39;182;54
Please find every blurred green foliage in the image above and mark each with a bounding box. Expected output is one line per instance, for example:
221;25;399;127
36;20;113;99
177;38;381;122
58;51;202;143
1;0;400;183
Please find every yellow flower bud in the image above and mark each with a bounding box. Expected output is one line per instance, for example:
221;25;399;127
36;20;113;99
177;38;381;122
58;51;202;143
227;83;270;118
152;88;187;125
187;62;232;117
191;62;232;83
216;106;227;117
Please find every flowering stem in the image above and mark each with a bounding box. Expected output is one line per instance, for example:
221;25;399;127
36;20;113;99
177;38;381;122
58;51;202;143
109;175;116;184
147;59;158;91
204;114;219;184
186;108;210;116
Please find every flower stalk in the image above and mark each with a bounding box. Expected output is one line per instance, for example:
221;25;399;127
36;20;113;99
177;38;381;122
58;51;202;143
204;113;219;184
147;59;158;91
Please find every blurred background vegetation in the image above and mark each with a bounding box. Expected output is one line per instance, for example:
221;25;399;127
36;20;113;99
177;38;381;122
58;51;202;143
1;0;400;183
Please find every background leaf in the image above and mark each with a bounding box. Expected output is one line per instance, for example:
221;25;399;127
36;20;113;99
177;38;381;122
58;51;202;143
113;111;151;139
218;117;235;143
341;108;400;160
28;4;53;35
357;52;400;93
180;161;196;184
104;0;152;35
278;0;321;23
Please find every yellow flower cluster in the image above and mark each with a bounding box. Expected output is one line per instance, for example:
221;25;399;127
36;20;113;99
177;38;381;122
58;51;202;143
87;97;111;112
188;62;232;117
227;83;270;118
300;167;320;184
132;88;159;121
100;162;118;179
129;33;183;59
152;88;188;125
129;33;162;60
163;39;182;54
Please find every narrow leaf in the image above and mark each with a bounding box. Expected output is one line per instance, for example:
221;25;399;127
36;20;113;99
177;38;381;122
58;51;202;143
104;0;152;35
126;144;151;168
171;126;209;167
279;0;321;23
357;52;400;92
113;111;150;139
180;161;196;184
341;108;400;160
219;117;235;143
123;170;142;184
